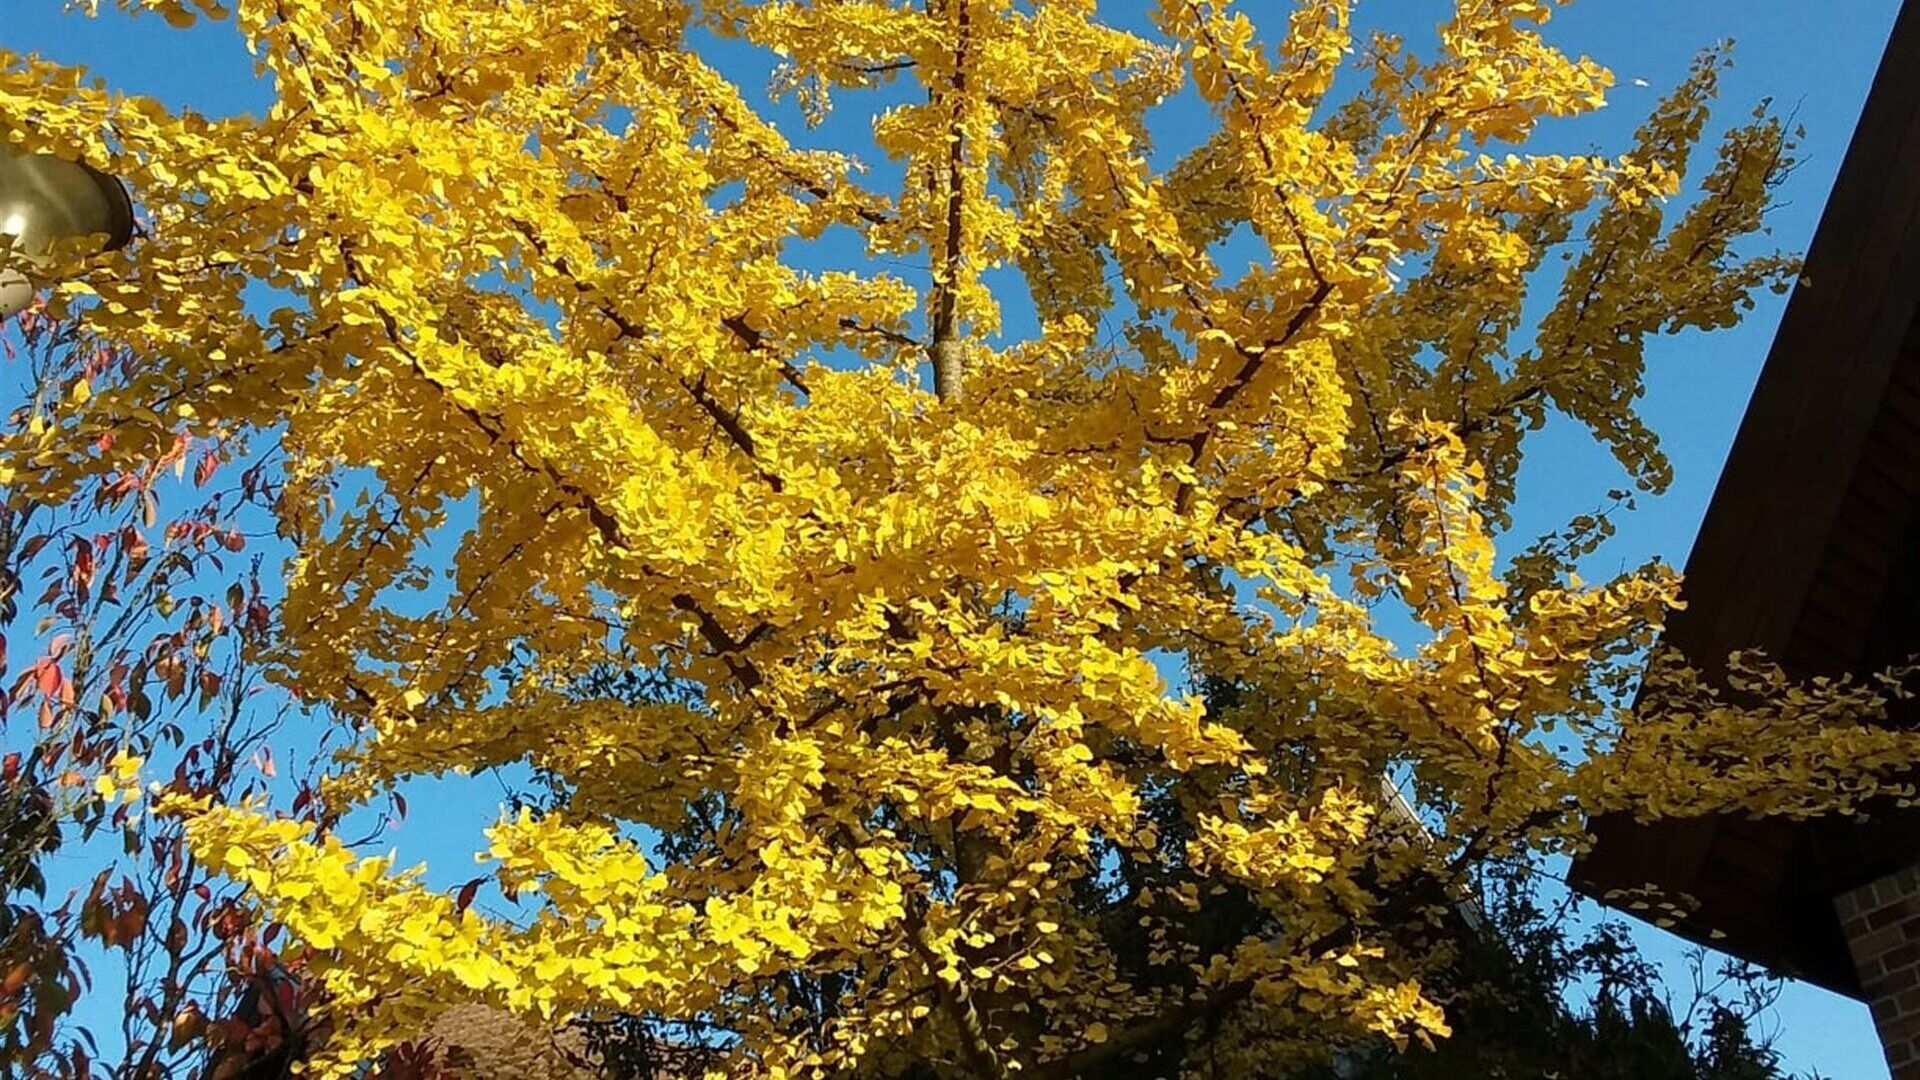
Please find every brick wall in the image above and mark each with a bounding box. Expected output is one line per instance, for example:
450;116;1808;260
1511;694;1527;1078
1837;864;1920;1080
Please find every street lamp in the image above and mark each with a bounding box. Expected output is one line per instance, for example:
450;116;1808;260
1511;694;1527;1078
0;149;136;318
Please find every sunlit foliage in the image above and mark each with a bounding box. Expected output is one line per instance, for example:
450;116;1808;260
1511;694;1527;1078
4;1;1913;1077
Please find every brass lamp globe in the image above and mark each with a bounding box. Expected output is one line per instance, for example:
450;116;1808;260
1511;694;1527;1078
0;149;136;318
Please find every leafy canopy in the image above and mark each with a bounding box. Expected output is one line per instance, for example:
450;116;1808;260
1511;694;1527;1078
5;0;1915;1077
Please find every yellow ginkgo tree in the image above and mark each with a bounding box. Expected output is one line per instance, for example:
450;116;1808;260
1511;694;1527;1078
5;0;1916;1076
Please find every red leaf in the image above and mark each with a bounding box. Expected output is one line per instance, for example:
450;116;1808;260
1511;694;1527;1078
115;905;148;946
120;526;149;564
71;538;94;593
454;877;483;915
35;661;61;698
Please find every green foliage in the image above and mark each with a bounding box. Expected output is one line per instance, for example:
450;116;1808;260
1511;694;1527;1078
1312;867;1792;1080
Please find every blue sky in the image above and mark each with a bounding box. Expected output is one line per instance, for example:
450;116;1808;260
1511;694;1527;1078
1;1;1908;1076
